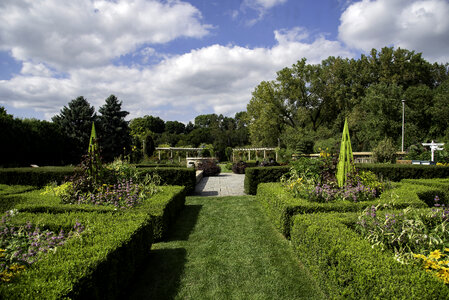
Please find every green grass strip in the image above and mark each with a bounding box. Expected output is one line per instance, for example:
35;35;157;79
127;196;324;300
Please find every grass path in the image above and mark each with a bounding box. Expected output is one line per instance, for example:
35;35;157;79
126;196;324;300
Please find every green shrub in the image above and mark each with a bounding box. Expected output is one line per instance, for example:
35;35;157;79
232;161;258;174
197;160;221;176
290;212;449;299
256;182;437;237
372;137;397;163
356;163;449;181
0;167;75;186
244;166;290;195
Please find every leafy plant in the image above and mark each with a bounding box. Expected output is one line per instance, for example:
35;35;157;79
197;160;221;176
356;197;449;263
373;137;397;163
0;210;85;282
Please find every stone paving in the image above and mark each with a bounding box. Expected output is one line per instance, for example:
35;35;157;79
195;173;245;196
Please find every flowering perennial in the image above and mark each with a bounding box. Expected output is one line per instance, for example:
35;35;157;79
0;210;85;282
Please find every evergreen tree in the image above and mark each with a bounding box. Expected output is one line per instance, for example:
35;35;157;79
98;95;131;162
52;96;96;161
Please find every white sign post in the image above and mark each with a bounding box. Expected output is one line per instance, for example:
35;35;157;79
422;140;444;162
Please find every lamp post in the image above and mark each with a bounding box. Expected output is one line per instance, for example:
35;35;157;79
401;99;405;152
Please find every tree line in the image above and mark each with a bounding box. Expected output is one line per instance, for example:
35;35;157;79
2;46;448;167
0;97;249;166
247;47;449;155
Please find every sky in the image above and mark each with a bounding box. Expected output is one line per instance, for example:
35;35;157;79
0;0;448;123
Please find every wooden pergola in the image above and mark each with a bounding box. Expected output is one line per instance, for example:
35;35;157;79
232;148;278;162
155;147;203;161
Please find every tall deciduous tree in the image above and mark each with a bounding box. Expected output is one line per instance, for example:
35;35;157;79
52;96;96;161
98;95;131;162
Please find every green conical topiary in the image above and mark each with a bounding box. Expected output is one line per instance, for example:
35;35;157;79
336;118;354;187
88;122;97;154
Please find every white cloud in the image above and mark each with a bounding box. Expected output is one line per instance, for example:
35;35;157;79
339;0;449;62
0;0;212;70
244;0;288;10
0;29;353;122
242;0;287;25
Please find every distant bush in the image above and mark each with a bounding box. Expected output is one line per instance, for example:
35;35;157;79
197;160;221;176
373;137;397;163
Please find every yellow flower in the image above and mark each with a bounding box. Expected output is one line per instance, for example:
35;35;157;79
413;253;426;260
430;250;443;260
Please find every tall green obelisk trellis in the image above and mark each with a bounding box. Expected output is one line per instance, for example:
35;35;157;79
336;118;354;187
87;122;102;181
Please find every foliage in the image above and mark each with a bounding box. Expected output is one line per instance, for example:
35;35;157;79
196;160;221;176
0;167;75;187
143;134;155;158
356;163;449;181
257;182;432;238
137;167;196;195
0;109;76;167
244;166;291;195
356;200;449;263
414;249;449;284
290;212;449;299
98;95;131;162
0;210;84;283
52;96;96;162
373;137;397;163
246;47;449;152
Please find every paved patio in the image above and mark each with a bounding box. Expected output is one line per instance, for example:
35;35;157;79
194;173;245;196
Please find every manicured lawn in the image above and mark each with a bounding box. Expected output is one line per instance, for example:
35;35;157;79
126;196;324;299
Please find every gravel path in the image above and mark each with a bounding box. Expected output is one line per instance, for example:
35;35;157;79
195;173;245;196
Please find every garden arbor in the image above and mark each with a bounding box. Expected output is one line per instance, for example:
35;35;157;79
155;147;203;161
232;148;278;162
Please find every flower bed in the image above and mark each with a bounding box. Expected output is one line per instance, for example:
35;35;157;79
256;182;442;237
290;211;449;299
0;185;186;299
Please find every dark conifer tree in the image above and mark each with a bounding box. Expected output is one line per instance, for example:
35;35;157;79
98;95;131;162
52;96;96;161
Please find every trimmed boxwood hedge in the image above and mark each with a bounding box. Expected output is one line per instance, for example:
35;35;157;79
0;166;196;195
256;182;440;238
291;212;449;299
356;163;449;181
244;166;290;195
137;167;196;195
0;185;186;299
0;211;153;300
12;186;186;241
0;167;75;186
0;184;38;213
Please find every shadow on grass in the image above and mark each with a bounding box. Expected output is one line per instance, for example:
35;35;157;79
125;248;187;300
125;204;202;299
164;204;202;241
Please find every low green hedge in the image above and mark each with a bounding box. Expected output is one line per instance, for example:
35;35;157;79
291;212;449;299
0;184;38;213
244;166;290;195
137;167;196;195
0;167;75;186
356;163;449;181
0;166;196;195
401;178;449;189
1;211;153;300
13;186;186;241
256;182;439;237
0;185;186;299
135;164;182;168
